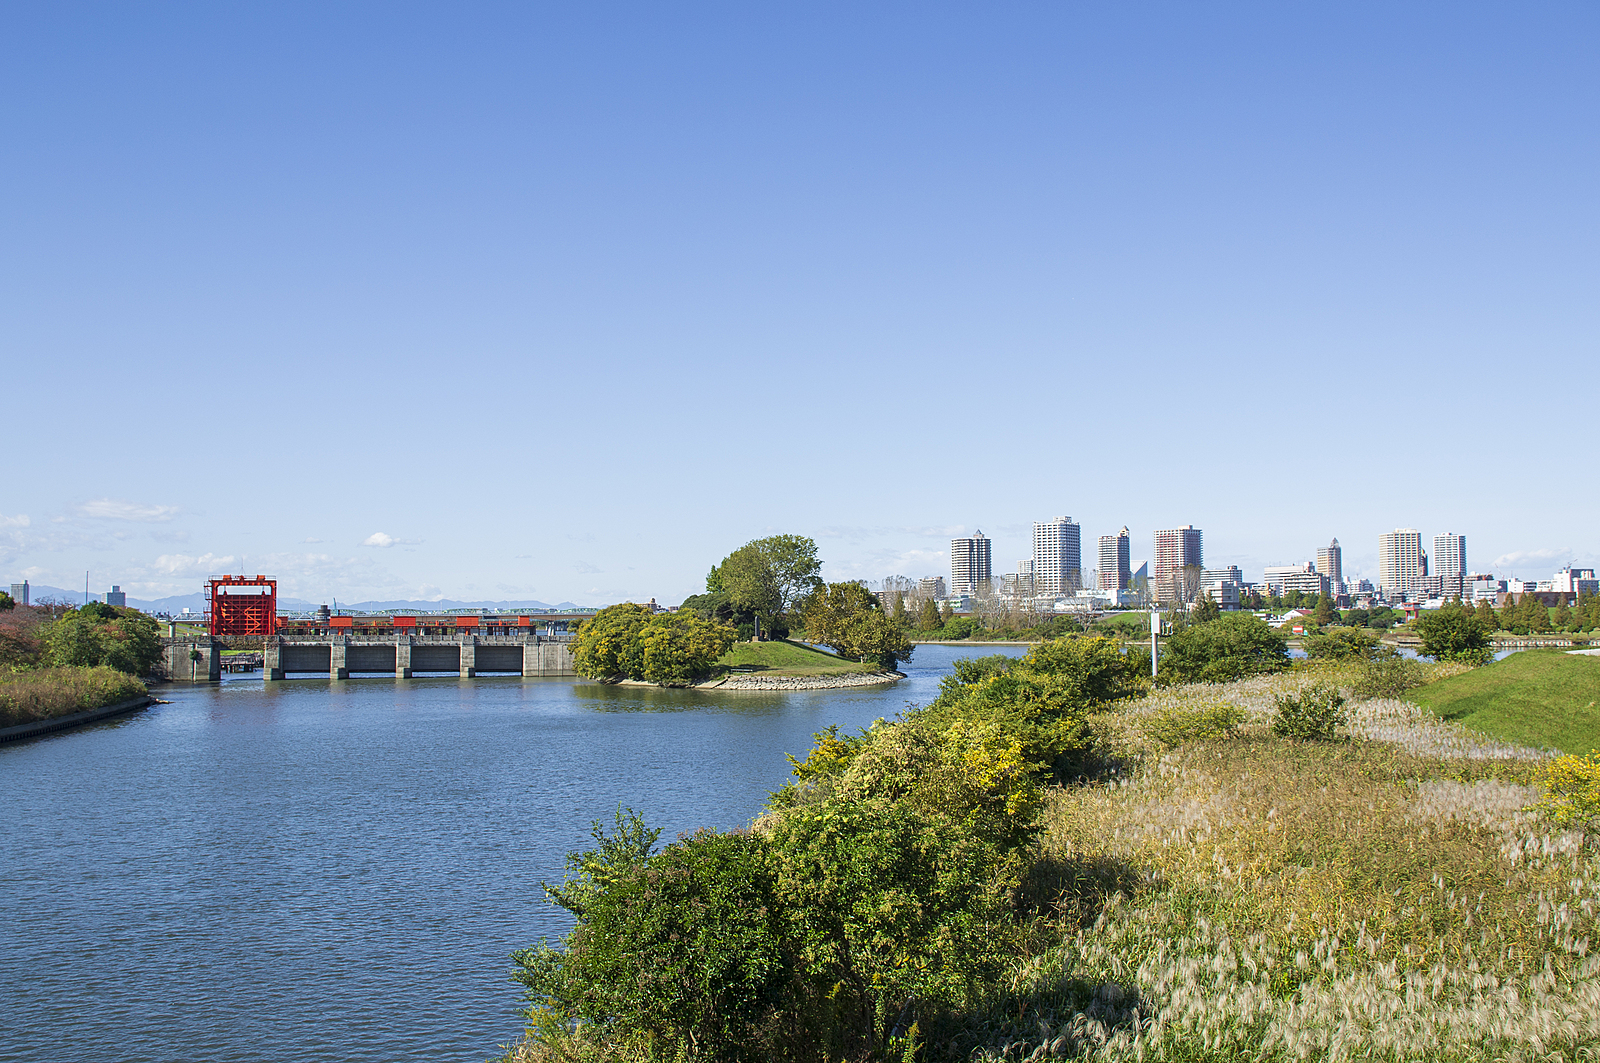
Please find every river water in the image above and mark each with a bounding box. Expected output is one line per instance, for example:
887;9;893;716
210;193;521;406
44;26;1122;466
0;644;1023;1063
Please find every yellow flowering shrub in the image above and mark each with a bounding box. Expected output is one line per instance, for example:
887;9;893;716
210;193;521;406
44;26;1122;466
1534;749;1600;831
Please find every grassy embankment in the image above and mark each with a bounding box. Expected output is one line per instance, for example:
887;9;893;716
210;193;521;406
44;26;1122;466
507;654;1600;1061
0;666;149;727
1405;648;1600;754
714;639;880;677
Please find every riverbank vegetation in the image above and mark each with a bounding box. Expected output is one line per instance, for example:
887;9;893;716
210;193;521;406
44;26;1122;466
0;665;148;726
505;615;1598;1061
0;600;159;720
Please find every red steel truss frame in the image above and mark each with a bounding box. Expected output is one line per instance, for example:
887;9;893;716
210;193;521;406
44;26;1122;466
206;575;277;637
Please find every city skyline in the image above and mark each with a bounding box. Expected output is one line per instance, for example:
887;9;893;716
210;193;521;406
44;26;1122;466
8;515;1590;610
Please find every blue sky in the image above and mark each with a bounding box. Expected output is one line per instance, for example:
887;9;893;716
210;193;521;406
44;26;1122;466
4;2;1596;605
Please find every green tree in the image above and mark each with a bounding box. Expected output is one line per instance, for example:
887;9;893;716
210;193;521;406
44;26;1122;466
890;592;906;626
801;582;879;647
1500;597;1520;633
709;535;824;638
43;605;161;674
0;591;13;612
635;612;738;684
1553;597;1574;631
1475;598;1498;630
570;603;654;679
1300;626;1388;661
1415;601;1492;663
1191;592;1221;625
573;605;736;684
917;597;941;631
940;601;955;624
1158;612;1290;684
802;583;913;670
839;610;914;670
1312;594;1335;626
1579;592;1600;632
1521;593;1552;633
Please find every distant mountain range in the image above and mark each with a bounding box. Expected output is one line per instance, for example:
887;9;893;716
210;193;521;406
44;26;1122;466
10;585;588;614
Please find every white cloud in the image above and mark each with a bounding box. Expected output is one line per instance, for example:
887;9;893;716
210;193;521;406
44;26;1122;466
76;499;179;522
361;532;421;548
151;552;238;577
303;537;325;543
0;513;29;528
1492;548;1572;572
573;561;602;573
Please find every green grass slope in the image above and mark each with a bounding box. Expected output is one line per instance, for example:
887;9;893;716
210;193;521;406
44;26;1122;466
1405;648;1600;754
715;639;877;676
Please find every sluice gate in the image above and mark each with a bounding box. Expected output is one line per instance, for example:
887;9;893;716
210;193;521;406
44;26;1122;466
157;634;575;681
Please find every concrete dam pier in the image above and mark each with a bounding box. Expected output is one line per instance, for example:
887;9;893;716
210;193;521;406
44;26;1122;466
158;633;575;681
269;632;576;679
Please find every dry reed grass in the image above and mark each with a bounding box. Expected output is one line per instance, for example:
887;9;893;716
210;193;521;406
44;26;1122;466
0;665;147;727
971;668;1597;1061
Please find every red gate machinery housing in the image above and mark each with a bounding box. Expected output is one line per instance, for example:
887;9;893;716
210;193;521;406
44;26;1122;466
207;575;278;637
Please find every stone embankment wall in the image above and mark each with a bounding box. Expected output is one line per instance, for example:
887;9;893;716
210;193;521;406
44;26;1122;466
712;671;904;691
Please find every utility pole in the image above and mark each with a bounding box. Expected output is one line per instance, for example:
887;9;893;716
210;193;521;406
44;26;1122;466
1150;609;1160;678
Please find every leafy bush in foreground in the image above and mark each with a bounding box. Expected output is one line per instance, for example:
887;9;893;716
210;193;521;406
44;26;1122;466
1350;655;1430;699
1142;699;1245;748
0;665;148;726
1157;612;1289;684
512;637;1137;1061
515;817;789;1063
1270;683;1347;740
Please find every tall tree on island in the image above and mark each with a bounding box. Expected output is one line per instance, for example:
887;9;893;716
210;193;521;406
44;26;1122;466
683;535;825;639
712;535;824;638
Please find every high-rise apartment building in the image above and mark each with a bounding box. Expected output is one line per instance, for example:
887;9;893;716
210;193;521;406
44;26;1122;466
1316;539;1343;593
918;577;947;600
1032;517;1082;596
1264;564;1330;598
1432;533;1466;599
105;586;126;608
1152;526;1203;601
8;581;27;606
1378;529;1427;599
950;530;992;596
1098;527;1132;590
